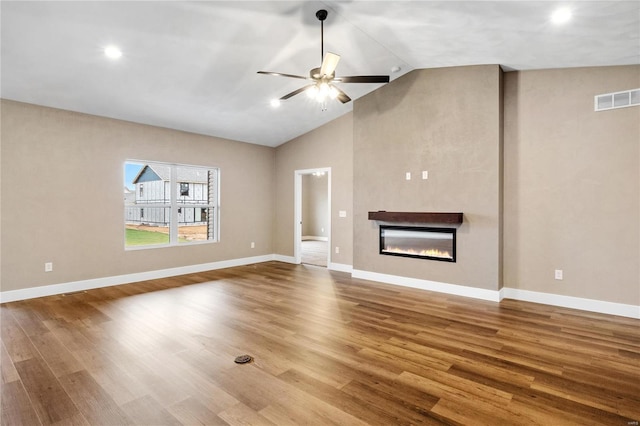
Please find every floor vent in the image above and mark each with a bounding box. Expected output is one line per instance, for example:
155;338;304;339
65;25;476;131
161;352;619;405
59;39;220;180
234;354;253;364
595;88;640;111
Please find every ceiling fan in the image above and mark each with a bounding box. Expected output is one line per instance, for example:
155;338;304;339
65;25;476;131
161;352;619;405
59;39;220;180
258;9;390;107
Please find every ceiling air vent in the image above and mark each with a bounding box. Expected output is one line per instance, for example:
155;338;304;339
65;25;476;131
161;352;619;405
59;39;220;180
595;88;640;112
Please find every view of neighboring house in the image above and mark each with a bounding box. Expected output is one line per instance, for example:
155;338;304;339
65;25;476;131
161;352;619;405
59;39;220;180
123;186;135;205
125;164;210;226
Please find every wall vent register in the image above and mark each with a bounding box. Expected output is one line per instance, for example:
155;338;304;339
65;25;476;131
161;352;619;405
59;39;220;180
594;88;639;111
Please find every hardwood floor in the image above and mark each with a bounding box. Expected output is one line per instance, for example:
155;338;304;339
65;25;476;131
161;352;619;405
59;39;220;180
1;261;639;425
301;240;328;267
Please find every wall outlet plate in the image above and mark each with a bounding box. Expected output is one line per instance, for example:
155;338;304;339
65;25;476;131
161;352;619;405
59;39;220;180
45;262;53;272
554;269;563;280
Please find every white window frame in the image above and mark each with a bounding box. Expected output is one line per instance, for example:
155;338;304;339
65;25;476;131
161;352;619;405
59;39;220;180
124;160;220;250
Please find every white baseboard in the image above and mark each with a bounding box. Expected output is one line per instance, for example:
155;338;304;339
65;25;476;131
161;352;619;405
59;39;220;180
4;257;637;320
273;254;297;264
0;254;275;304
350;269;639;319
352;269;501;302
501;288;640;319
302;236;328;241
328;262;353;273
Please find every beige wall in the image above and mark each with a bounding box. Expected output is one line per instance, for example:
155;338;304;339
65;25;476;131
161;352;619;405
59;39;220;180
1;100;275;292
0;102;3;290
353;66;503;290
503;65;640;304
3;64;638;309
274;113;353;265
302;173;328;238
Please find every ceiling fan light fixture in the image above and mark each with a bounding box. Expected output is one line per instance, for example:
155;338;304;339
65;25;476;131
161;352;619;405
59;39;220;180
306;85;319;99
257;9;389;107
318;82;330;100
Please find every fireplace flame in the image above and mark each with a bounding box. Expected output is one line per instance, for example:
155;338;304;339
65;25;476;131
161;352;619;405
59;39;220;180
384;246;452;259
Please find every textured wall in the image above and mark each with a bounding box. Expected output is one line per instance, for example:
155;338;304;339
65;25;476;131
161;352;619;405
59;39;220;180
302;173;328;238
353;66;503;290
503;65;640;304
3;64;637;308
274;113;353;265
1;100;275;291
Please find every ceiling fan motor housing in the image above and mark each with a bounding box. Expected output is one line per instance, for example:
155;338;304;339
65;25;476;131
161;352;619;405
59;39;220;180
310;67;334;80
316;10;328;21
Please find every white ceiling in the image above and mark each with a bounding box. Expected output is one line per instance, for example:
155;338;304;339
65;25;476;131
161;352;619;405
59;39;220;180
2;1;639;147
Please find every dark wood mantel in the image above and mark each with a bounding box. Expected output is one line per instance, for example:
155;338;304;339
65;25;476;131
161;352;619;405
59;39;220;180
368;211;463;224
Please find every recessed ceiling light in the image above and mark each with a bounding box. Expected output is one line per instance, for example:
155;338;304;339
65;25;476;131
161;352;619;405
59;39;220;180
104;45;122;59
551;7;572;24
270;99;281;108
391;66;402;73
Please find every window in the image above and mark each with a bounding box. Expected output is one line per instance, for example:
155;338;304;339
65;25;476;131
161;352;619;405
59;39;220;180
180;182;189;196
124;161;219;248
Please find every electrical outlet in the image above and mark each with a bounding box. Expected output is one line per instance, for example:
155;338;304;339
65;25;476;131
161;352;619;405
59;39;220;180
335;246;340;254
339;210;347;218
250;242;255;249
554;269;563;280
422;170;429;180
405;172;411;180
45;262;53;272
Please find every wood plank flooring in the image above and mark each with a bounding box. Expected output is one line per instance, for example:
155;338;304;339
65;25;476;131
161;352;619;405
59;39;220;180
301;240;328;267
1;261;639;425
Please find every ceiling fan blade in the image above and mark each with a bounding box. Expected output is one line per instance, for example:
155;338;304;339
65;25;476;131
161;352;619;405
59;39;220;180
334;75;390;84
257;71;309;80
280;84;316;100
333;86;351;104
320;52;340;77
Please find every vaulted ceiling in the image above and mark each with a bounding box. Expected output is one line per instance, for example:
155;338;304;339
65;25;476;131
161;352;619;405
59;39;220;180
2;1;638;147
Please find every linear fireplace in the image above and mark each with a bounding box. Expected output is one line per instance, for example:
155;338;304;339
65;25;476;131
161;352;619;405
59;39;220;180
379;226;456;262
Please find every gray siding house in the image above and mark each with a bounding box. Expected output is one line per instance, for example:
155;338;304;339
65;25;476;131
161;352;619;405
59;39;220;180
125;164;209;226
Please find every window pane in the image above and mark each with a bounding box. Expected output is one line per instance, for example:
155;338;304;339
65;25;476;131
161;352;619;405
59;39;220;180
125;161;218;248
125;161;171;247
177;166;209;204
179;207;215;243
177;165;217;243
125;208;171;247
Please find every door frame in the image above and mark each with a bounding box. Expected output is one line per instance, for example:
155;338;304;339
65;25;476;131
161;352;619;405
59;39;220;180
294;167;331;265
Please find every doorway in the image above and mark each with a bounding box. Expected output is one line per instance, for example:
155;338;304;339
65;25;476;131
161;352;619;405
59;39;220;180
294;168;331;267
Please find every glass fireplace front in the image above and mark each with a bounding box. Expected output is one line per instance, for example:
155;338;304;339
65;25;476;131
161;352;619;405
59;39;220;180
379;226;456;262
